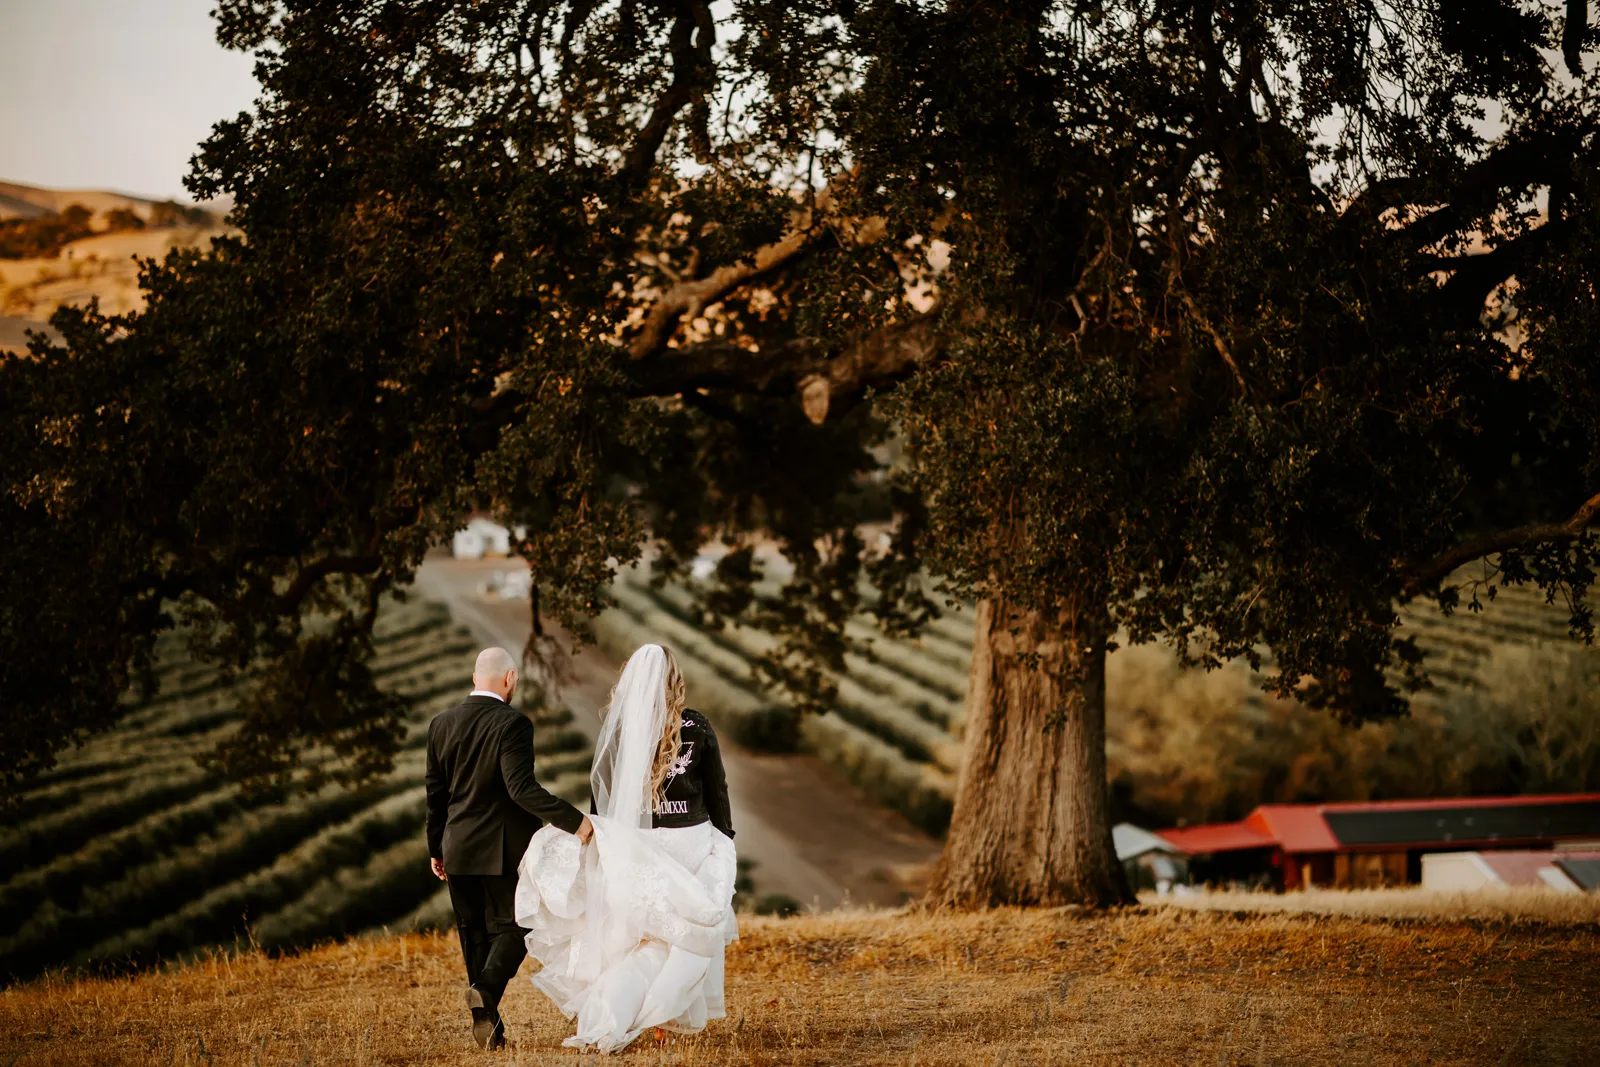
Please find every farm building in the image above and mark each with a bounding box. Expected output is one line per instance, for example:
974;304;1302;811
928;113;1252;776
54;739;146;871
1156;793;1600;891
451;517;512;558
450;517;532;559
1113;823;1189;894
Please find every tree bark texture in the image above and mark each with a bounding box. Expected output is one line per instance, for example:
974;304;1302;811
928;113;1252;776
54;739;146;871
924;595;1134;908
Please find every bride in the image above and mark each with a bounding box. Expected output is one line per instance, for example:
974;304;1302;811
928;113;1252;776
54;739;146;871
514;644;739;1052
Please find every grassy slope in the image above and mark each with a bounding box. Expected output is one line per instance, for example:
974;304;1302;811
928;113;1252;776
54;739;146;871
0;224;229;323
2;898;1596;1066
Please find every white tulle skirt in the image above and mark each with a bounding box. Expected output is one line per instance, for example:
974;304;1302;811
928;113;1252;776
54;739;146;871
513;818;739;1053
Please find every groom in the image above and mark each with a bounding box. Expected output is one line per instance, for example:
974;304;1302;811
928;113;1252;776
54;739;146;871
425;646;593;1050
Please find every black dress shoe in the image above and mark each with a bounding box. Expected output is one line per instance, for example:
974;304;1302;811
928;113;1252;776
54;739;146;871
465;984;503;1050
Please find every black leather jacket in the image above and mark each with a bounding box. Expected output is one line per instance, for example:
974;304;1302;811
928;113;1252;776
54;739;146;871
654;710;734;837
592;710;734;838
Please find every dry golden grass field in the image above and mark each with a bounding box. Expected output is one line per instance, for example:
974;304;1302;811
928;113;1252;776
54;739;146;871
3;895;1597;1067
0;224;230;323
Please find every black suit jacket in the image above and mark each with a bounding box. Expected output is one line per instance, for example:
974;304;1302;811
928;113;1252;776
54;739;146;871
425;694;585;876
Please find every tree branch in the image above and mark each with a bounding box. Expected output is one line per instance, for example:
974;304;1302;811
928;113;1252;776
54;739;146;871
1564;0;1589;78
617;1;714;189
1175;289;1246;394
627;337;818;393
1432;219;1565;326
626;313;939;421
1339;175;1422;223
1394;126;1584;252
1402;491;1600;599
274;554;383;614
627;180;848;361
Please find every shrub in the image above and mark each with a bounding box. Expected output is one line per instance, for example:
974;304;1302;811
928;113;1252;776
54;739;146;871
104;207;145;231
0;204;95;258
753;893;802;917
147;200;214;227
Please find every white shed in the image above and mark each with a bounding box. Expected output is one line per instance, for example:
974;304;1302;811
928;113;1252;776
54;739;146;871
451;527;487;559
1114;823;1181;862
1421;850;1586;893
451;517;513;559
1115;822;1189;894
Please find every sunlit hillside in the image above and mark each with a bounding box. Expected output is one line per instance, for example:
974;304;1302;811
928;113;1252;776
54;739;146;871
0;224;229;323
0;181;180;223
0;181;232;347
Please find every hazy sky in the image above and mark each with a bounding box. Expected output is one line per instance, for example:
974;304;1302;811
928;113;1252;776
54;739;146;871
0;0;259;199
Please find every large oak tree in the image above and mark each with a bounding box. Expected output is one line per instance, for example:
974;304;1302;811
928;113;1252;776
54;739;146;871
3;1;1597;907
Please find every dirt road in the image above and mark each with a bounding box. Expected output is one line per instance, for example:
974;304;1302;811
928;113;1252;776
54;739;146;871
413;556;941;910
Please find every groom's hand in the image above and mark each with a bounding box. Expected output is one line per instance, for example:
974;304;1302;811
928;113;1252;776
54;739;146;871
430;857;448;881
576;817;594;844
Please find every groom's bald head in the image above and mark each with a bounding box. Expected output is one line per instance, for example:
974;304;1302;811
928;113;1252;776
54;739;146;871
473;646;519;700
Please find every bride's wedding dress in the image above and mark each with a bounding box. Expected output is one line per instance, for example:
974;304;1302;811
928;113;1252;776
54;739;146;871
514;819;738;1050
514;646;739;1053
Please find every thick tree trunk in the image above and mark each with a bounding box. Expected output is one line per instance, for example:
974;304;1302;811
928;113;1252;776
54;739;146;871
924;594;1133;908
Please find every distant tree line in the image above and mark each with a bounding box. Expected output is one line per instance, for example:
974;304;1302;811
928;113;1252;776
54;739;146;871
0;205;95;259
1108;639;1600;830
0;201;214;259
146;200;214;228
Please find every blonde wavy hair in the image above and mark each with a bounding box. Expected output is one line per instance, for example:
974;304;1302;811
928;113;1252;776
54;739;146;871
602;646;686;813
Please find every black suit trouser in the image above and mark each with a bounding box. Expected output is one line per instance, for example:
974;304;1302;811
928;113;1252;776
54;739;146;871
447;872;527;1009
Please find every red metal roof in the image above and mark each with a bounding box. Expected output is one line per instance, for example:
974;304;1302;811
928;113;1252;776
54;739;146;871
1248;805;1340;852
1317;792;1600;813
1155;820;1277;854
1154;794;1600;857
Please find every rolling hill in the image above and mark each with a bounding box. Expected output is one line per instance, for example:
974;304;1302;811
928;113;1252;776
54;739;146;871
0;181;189;223
0;595;592;983
0;180;231;351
